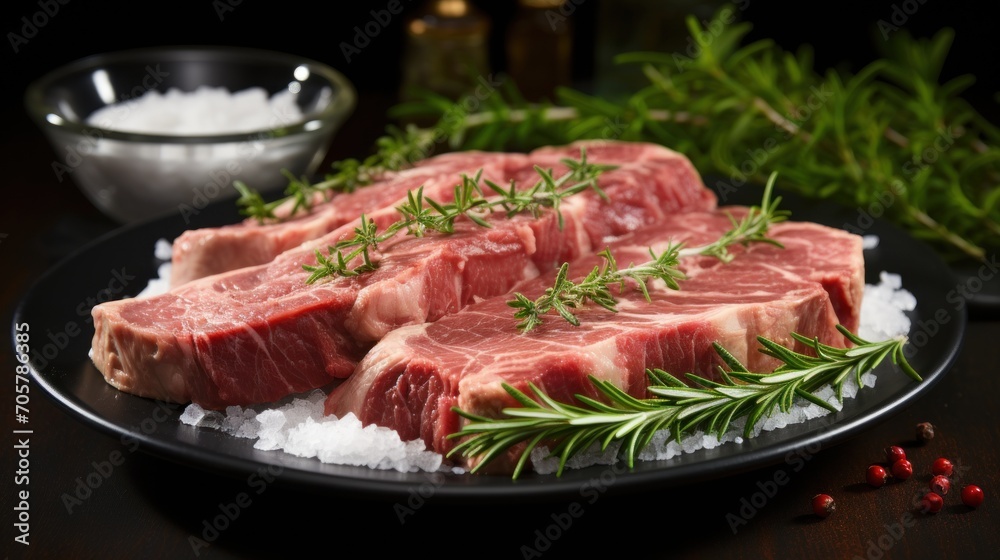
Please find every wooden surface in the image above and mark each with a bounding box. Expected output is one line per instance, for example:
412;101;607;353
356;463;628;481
3;81;999;560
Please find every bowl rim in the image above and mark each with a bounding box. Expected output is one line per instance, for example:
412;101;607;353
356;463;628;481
24;45;357;144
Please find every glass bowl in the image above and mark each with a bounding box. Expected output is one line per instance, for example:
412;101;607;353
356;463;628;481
25;46;356;223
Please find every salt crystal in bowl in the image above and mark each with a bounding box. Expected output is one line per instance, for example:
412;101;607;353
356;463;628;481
25;46;356;223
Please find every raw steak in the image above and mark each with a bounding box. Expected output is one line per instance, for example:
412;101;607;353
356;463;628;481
169;140;714;285
91;142;715;408
324;210;864;464
169;151;526;286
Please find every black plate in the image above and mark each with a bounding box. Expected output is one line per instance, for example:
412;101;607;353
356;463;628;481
13;185;965;502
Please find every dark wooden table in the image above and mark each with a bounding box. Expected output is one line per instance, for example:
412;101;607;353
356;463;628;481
3;90;999;560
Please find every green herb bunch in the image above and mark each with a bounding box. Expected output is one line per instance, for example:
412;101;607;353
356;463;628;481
411;19;999;261
238;6;998;262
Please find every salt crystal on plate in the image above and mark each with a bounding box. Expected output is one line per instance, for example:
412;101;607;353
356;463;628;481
254;410;289;451
179;403;223;430
178;403;207;425
154;239;173;260
859;272;915;341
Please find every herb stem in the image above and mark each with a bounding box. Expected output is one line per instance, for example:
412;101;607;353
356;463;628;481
907;206;985;260
752;97;808;141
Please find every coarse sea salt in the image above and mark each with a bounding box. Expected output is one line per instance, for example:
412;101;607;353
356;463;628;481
181;391;442;472
154;236;918;475
858;271;916;342
86;86;303;135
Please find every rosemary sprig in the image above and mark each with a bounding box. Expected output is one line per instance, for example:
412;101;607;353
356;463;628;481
302;150;616;284
508;246;685;332
509;173;788;331
448;325;922;478
302;215;386;283
486;157;615;229
238;125;441;223
693;173;788;263
234;180;280;222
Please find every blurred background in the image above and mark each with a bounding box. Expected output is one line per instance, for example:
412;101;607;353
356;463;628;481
4;0;999;133
1;0;998;263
